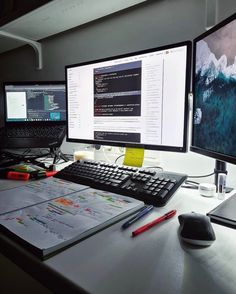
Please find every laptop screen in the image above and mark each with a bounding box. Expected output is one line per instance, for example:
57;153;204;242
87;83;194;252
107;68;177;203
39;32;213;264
4;82;66;122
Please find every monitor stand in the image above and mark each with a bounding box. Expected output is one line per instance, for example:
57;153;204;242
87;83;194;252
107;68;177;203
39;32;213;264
214;160;233;193
50;147;69;165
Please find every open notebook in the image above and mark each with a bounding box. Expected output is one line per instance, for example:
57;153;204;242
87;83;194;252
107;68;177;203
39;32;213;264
0;179;144;259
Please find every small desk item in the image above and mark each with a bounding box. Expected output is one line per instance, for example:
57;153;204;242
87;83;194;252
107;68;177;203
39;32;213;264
178;212;216;246
123;147;144;167
0;169;30;181
121;205;153;229
0;164;56;181
132;209;177;237
207;193;236;228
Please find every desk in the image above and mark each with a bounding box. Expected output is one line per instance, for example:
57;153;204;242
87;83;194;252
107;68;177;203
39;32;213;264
0;179;236;294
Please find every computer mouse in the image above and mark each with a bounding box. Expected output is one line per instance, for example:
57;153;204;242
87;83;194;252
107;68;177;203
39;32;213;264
178;212;216;246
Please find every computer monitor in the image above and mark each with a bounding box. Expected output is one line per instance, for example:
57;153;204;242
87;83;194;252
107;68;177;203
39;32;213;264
66;41;191;153
3;81;67;149
4;81;66;123
191;13;236;185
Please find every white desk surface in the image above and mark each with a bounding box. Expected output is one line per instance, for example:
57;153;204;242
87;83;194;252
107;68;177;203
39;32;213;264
0;179;236;294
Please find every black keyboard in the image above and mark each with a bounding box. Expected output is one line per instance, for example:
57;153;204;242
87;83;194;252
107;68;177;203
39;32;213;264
55;159;187;207
6;125;65;139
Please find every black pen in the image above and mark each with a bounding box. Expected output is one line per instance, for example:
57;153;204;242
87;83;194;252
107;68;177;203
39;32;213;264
122;205;154;229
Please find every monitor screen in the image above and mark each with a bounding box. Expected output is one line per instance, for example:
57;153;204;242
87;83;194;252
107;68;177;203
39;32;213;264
66;41;191;151
4;82;66;123
191;13;236;164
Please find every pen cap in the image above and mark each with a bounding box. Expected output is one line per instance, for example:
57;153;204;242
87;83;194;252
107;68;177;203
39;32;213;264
45;171;58;177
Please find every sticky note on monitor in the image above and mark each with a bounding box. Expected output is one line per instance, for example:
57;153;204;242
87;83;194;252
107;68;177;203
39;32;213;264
123;148;144;167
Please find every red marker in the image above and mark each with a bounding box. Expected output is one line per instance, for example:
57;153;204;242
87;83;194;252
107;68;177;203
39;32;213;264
7;171;30;181
132;210;177;237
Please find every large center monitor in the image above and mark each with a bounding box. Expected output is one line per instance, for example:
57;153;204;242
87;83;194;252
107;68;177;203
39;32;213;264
191;13;236;180
66;41;191;152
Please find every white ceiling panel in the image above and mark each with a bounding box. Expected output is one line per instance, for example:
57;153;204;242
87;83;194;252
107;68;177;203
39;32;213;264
0;0;147;41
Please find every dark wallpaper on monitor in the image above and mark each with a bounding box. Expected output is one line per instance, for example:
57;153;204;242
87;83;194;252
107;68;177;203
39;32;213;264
193;19;236;157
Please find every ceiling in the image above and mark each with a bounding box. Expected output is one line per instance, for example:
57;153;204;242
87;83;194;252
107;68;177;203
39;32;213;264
0;0;50;26
0;0;147;54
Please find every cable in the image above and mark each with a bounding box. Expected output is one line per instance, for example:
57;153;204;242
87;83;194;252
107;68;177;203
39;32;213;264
63;154;74;161
1;149;55;170
182;179;200;190
185;180;200;185
114;154;125;164
100;147;113;163
144;166;163;171
187;172;215;179
182;172;215;189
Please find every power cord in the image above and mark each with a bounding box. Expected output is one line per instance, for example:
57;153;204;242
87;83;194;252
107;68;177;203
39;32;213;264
187;172;215;178
144;166;163;171
114;154;125;164
182;180;199;190
0;147;69;169
182;172;215;190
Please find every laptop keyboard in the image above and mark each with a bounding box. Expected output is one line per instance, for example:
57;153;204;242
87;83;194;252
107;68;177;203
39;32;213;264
6;125;65;139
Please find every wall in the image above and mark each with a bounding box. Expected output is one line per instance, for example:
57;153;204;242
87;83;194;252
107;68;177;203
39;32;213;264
0;0;205;82
0;0;236;188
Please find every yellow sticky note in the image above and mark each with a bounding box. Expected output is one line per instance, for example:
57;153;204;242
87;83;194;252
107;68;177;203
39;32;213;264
123;147;144;167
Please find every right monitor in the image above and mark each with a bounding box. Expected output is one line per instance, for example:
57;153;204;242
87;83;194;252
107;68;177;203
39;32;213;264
191;13;236;167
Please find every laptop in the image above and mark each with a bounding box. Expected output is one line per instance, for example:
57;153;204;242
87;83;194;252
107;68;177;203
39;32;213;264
3;81;66;149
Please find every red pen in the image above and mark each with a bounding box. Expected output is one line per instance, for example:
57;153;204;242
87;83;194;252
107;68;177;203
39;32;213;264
132;209;177;237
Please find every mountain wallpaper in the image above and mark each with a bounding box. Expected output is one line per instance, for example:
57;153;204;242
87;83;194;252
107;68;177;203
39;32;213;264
193;19;236;157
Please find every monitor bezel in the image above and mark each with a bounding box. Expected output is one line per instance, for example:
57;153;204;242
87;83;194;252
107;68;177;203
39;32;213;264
190;12;236;165
3;80;66;126
65;40;192;152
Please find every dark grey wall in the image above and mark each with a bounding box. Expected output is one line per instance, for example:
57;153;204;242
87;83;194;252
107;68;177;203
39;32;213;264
0;0;205;82
218;0;235;21
0;0;235;127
